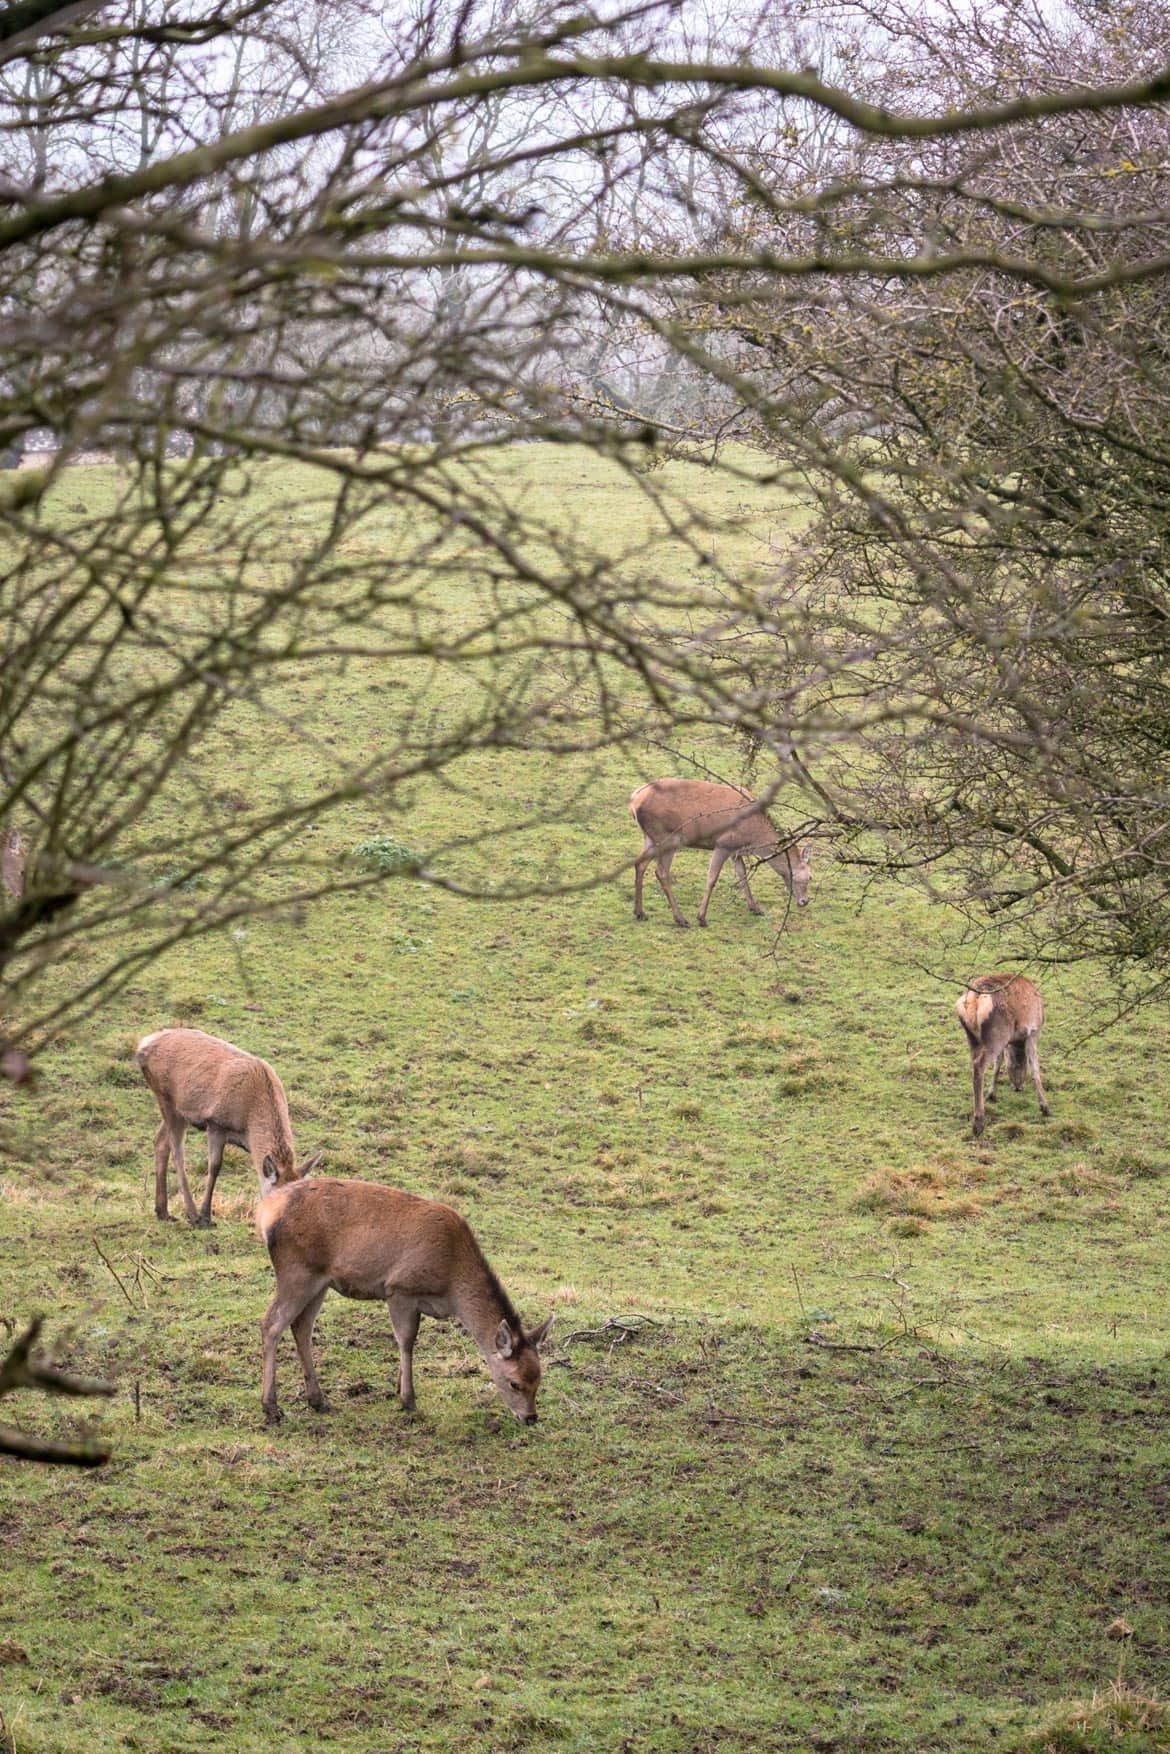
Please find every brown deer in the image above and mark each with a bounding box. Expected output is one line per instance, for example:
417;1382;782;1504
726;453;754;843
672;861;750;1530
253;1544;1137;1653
955;974;1049;1137
629;776;811;927
1;830;27;899
135;1027;322;1227
256;1176;552;1425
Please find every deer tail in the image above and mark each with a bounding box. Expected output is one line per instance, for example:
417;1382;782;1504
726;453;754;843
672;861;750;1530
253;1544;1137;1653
956;989;995;1049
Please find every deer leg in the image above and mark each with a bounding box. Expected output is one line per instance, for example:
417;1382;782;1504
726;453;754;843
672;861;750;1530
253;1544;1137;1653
987;1049;1004;1104
971;1054;987;1136
732;854;763;915
1008;1041;1027;1092
291;1287;331;1412
697;847;732;926
152;1093;199;1224
170;1124;201;1226
197;1128;227;1228
634;840;654;920
152;1119;173;1220
261;1271;328;1424
1026;1035;1050;1117
260;1294;289;1425
654;850;689;928
386;1293;421;1410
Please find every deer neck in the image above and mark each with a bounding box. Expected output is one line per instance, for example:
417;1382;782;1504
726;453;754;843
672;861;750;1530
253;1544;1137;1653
767;848;794;887
249;1134;293;1181
451;1270;516;1360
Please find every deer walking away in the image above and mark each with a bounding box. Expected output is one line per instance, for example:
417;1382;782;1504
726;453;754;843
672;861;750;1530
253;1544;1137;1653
629;776;812;928
955;973;1049;1137
136;1027;322;1226
257;1176;553;1425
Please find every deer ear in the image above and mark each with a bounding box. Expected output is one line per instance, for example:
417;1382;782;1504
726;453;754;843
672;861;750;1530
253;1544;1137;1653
261;1153;280;1186
297;1150;324;1177
494;1320;516;1358
527;1315;554;1348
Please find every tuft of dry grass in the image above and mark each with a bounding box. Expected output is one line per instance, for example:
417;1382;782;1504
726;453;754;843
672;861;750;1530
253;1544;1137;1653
1021;1678;1170;1751
211;1189;261;1224
1038;1164;1124;1199
855;1161;991;1222
0;1179;52;1206
1056;1120;1095;1145
1024;1162;1128;1226
722;1021;802;1051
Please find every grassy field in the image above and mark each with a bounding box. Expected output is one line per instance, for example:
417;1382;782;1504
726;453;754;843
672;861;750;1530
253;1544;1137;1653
1;448;1169;1753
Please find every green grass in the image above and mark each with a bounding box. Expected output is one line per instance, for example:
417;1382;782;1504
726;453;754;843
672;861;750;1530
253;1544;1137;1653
2;446;1169;1752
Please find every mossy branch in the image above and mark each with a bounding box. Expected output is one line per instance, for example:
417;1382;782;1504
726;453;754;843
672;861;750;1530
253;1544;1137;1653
0;1316;114;1468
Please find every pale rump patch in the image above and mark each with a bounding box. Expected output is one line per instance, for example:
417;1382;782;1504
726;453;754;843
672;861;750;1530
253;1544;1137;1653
956;973;1048;1137
956;991;994;1036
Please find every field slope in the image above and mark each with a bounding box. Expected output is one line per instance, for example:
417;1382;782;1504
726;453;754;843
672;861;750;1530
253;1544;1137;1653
1;448;1168;1753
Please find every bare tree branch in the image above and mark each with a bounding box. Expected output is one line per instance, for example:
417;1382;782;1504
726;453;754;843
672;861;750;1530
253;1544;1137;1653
0;1317;113;1467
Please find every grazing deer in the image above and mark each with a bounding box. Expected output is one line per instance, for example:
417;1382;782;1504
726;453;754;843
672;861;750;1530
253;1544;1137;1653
629;776;811;928
257;1177;552;1426
1;830;27;900
955;974;1049;1137
135;1027;322;1227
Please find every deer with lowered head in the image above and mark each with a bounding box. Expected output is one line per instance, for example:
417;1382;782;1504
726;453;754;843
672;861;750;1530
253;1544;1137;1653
256;1176;553;1426
1;829;26;899
629;776;812;928
955;973;1049;1137
135;1027;322;1226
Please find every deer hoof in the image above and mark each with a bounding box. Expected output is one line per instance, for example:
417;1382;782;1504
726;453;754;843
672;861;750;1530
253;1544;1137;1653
263;1403;282;1426
308;1397;331;1416
674;918;690;929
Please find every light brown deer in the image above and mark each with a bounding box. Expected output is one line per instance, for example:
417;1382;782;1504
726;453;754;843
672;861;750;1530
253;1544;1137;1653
629;776;811;928
955;973;1049;1137
1;830;27;899
135;1027;322;1227
256;1176;553;1426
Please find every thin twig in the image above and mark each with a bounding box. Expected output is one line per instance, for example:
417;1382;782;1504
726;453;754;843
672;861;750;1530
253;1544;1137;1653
803;1331;879;1353
783;1548;812;1592
561;1314;662;1346
93;1237;136;1307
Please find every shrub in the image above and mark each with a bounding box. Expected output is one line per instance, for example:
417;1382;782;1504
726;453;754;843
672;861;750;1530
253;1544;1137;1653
350;834;420;876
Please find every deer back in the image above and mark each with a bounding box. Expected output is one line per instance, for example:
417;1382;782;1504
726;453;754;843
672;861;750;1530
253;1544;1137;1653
257;1177;481;1302
137;1027;295;1163
631;778;774;852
